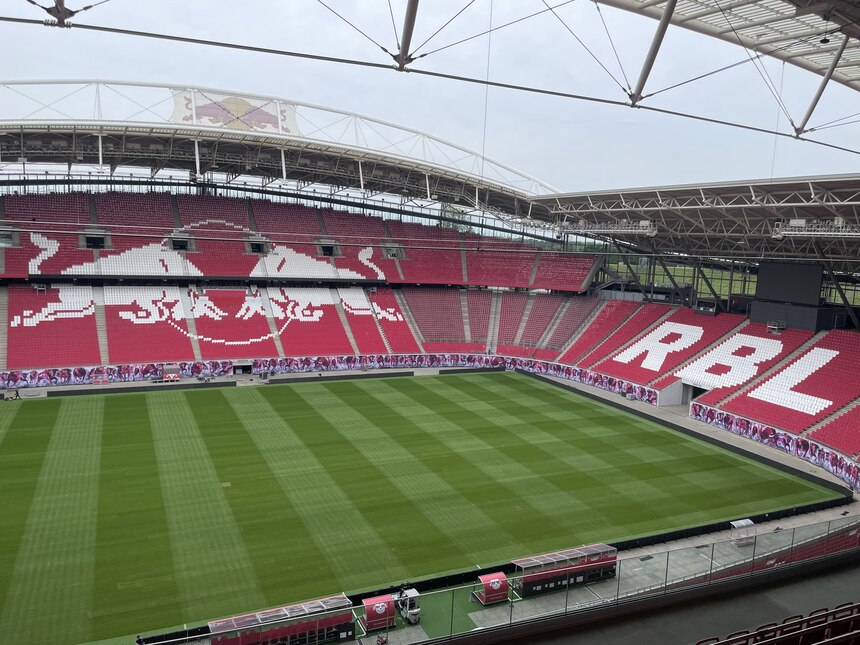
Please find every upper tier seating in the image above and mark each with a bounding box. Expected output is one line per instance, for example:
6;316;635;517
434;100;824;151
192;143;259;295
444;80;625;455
5;193;95;277
542;296;599;351
688;325;813;406
464;236;535;288
519;294;564;347
268;286;354;356
191;288;279;359
386;221;463;284
497;292;528;345
337;287;387;354
402;287;466;341
808;406;860;456
103;286;196;363
321;210;397;281
366;287;421;353
579;303;671;368
176;196;259;277
466;290;491;343
532;252;597;292
251;200;322;256
722;329;860;434
7;284;101;369
557;300;639;365
595;309;745;386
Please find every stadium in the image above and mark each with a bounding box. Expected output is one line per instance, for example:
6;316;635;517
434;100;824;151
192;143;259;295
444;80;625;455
1;2;860;645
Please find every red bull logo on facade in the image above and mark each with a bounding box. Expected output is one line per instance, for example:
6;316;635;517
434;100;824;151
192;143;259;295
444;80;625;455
171;89;300;135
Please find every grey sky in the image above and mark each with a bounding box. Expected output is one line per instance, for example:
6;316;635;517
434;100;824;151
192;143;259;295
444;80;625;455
4;0;859;192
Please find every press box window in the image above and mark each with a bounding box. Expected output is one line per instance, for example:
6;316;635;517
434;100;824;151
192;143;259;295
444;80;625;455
321;244;337;257
85;235;106;250
171;238;190;252
249;241;267;254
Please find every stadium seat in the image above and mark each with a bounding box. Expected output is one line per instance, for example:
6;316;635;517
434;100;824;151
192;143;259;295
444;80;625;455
557;300;639;365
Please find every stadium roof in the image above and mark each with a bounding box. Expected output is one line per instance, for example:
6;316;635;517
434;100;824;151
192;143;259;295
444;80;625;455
597;0;860;94
528;173;860;274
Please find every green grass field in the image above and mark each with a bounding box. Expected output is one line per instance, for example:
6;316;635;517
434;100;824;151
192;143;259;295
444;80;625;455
0;371;840;644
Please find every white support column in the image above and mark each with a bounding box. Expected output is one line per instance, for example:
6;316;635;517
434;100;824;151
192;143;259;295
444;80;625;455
630;0;677;105
358;160;365;190
194;140;201;177
795;35;849;134
280;148;287;180
97;133;103;170
425;173;431;200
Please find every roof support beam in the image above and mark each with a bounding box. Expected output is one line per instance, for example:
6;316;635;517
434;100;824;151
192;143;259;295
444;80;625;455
395;0;421;70
813;239;860;330
796;35;849;134
695;262;727;312
613;240;650;300
656;255;689;306
630;0;677;105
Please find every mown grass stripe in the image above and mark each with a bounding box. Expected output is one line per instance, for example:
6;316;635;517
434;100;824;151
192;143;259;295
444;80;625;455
0;398;22;449
222;388;411;590
91;395;183;641
334;380;571;557
0;397;103;645
0;400;60;630
182;390;340;605
148;392;266;623
275;384;477;575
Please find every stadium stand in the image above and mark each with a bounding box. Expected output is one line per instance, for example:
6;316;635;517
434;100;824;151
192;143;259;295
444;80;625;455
337;287;388;354
466;290;492;344
518;293;564;347
366;287;421;353
808;406;860;457
103;286;196;363
251;200;322;256
5;193;95;277
578;302;671;368
386;220;463;284
269;286;354;356
464;235;535;288
191;288;279;359
721;329;860;434
176;196;259;277
321;210;397;280
556;300;639;365
594;308;745;386
687;325;813;406
542;296;599;350
7;284;101;369
532;252;597;292
402;287;466;342
497;292;529;346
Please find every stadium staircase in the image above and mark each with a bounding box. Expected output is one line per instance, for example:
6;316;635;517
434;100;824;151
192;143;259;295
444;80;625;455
381;221;406;281
330;287;360;355
366;290;394;354
512;294;536;346
527;254;541;287
485;291;501;354
258;286;286;358
460;290;472;343
553;299;632;364
91;285;111;365
579;304;673;368
393;289;426;346
0;285;7;370
179;286;204;361
535;298;571;349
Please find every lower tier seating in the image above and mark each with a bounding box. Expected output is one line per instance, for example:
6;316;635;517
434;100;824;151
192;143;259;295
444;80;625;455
722;329;860;434
366;287;421;353
808;406;860;456
338;287;387;354
557;300;639;365
268;287;354;356
579;303;671;368
192;288;279;359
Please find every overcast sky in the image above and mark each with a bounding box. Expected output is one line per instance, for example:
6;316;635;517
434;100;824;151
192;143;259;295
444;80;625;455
3;0;860;192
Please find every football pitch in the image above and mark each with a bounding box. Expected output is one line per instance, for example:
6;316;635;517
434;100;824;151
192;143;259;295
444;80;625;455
0;371;841;644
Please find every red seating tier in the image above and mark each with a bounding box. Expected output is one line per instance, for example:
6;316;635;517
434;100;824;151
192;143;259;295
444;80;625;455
192;289;278;359
808;406;860;456
532;253;597;292
176;196;257;277
557;300;639;365
464;236;535;288
497;292;528;344
321;210;397;281
519;294;564;346
542;296;599;350
338;287;387;354
7;284;101;369
251;200;322;256
103;286;196;363
386;221;463;284
268;287;354;356
579;303;671;368
721;330;860;434
367;288;421;353
402;287;465;341
596;309;745;386
496;344;535;358
423;342;486;354
466;290;492;343
689;325;813;406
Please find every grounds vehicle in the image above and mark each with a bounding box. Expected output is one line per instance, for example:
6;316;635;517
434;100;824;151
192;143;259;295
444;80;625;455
393;586;421;624
510;543;618;597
